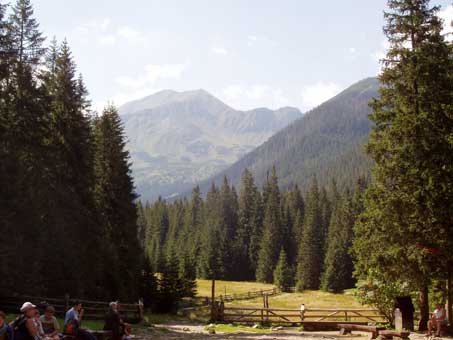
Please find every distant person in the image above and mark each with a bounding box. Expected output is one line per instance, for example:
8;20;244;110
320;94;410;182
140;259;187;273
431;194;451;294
103;302;131;340
39;306;60;340
0;311;14;340
64;301;95;340
427;303;447;337
11;302;39;340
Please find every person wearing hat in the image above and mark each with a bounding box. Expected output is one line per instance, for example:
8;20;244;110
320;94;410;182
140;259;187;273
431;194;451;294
11;302;39;340
103;302;131;340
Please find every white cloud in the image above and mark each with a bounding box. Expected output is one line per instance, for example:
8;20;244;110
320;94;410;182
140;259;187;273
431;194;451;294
272;89;290;108
349;47;356;54
115;63;186;89
300;82;341;111
71;19;150;47
117;26;148;45
211;46;228;55
99;34;116;46
220;84;292;110
439;5;453;40
247;34;274;47
372;40;390;62
246;85;270;100
223;85;243;101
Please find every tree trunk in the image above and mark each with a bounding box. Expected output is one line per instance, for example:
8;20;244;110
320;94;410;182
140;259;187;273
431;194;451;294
418;285;429;331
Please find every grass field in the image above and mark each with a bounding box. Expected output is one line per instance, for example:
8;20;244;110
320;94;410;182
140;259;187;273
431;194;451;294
196;279;275;297
225;290;363;309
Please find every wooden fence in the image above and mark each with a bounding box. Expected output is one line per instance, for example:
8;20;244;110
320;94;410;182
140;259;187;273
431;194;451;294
0;295;143;322
192;288;279;307
219;288;279;302
213;304;387;328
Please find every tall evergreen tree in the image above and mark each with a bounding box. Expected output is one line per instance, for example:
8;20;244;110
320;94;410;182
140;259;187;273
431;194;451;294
321;192;356;292
256;167;283;283
353;0;453;330
296;177;324;290
273;248;293;291
93;104;141;300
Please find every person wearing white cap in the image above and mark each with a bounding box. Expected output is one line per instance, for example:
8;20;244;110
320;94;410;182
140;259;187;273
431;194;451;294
103;302;131;340
11;302;38;340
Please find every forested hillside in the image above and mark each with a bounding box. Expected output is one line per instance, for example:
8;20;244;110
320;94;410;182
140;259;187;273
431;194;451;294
0;0;140;300
198;78;379;194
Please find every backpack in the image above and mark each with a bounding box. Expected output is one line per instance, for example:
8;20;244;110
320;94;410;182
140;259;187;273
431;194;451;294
63;319;79;336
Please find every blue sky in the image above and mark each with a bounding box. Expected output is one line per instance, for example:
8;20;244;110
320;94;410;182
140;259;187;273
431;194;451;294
31;0;453;112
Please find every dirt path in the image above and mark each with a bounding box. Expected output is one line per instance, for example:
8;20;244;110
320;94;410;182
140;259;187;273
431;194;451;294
135;322;449;340
136;322;366;339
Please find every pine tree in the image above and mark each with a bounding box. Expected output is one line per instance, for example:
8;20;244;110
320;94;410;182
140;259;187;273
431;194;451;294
273;248;293;291
353;0;453;330
93;104;141;300
236;169;263;280
296;177;323;290
321;192;356;292
178;253;197;298
256;167;283;283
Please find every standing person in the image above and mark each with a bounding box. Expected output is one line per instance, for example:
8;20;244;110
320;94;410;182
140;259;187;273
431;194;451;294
64;301;95;340
12;302;39;340
427;303;447;337
39;306;60;340
103;302;131;340
0;311;14;340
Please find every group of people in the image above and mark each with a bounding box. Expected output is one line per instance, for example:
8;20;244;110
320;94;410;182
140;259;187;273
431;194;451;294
0;301;131;340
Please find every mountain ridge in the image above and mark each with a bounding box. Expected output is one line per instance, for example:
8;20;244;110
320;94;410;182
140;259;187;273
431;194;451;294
194;77;379;195
120;89;302;201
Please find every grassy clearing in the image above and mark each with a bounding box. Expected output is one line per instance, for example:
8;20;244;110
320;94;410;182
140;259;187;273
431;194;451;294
196;279;275;297
225;290;363;309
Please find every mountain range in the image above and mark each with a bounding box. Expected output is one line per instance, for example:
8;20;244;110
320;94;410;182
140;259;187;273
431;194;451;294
196;77;379;194
120;89;302;201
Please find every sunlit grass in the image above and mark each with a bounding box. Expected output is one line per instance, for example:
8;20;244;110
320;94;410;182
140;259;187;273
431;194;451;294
196;279;275;297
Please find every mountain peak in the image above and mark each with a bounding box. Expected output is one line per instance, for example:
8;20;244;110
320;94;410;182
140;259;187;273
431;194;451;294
119;88;231;115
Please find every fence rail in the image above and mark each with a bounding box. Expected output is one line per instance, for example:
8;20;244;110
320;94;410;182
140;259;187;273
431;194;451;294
219;288;279;302
0;295;143;322
214;304;387;327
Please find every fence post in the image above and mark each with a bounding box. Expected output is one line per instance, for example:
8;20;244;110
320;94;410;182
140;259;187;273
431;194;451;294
138;298;144;321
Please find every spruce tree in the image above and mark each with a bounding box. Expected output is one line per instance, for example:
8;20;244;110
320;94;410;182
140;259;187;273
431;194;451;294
256;167;283;283
296;177;323;290
353;0;453;330
321;193;355;292
273;248;293;291
93;104;141;300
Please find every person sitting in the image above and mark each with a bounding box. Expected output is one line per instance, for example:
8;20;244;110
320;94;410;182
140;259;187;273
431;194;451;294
39;306;60;340
428;303;447;337
12;302;39;340
64;301;95;340
33;310;45;340
0;311;14;340
103;302;131;340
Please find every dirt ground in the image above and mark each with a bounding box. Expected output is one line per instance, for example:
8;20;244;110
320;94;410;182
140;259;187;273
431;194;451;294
133;322;449;340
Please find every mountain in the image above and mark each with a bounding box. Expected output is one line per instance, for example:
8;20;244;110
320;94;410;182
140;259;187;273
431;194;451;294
198;77;379;194
120;89;302;201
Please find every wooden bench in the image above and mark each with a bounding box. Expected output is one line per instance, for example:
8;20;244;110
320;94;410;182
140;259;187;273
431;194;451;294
338;324;386;339
377;330;410;339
